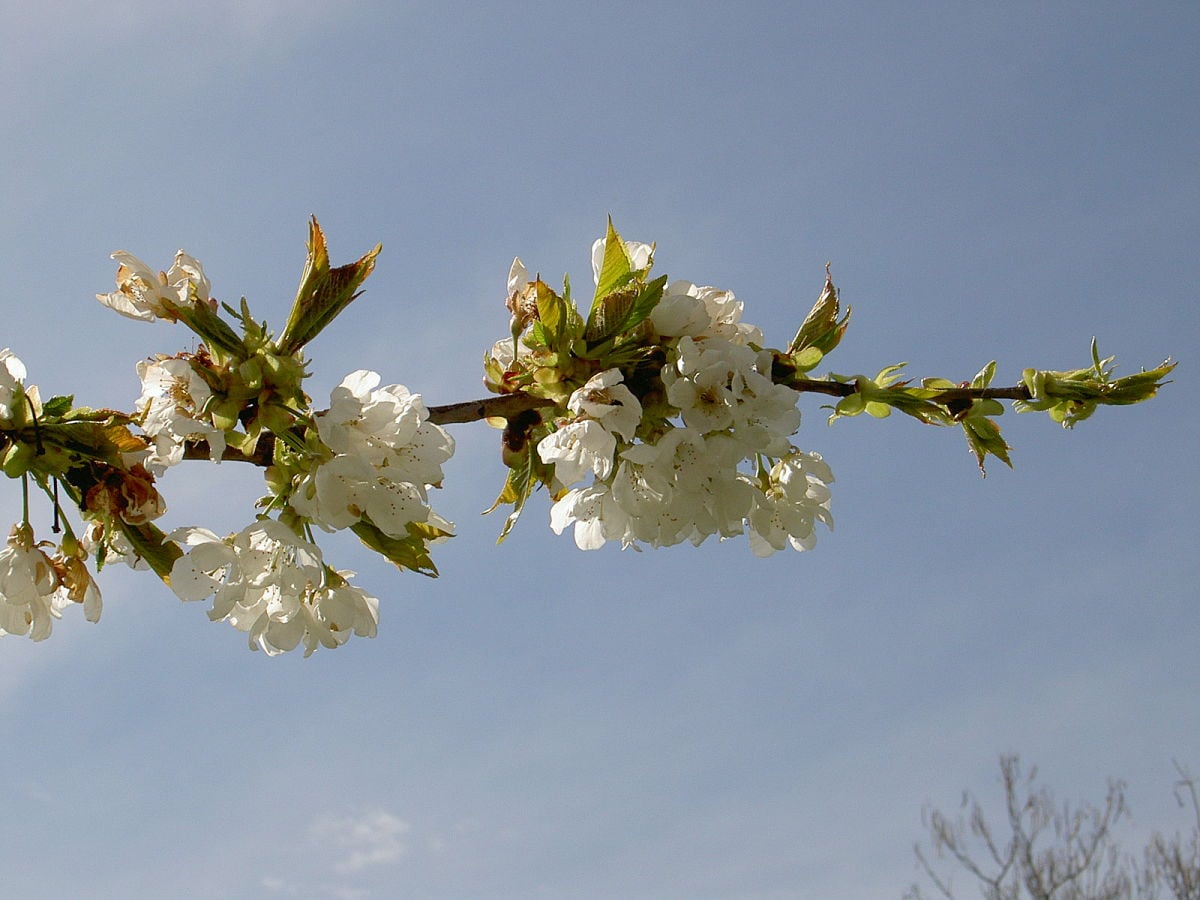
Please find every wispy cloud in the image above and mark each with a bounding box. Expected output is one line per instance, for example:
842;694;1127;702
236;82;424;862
310;809;411;874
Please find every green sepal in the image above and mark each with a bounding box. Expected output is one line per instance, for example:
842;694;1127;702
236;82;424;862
166;288;247;364
278;217;382;355
1;441;35;478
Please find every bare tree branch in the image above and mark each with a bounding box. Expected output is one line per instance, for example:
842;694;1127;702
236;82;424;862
905;755;1200;900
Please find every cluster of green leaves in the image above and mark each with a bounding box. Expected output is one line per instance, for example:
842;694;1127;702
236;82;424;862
824;360;1014;472
179;218;379;457
484;220;667;404
1016;338;1176;427
824;343;1174;473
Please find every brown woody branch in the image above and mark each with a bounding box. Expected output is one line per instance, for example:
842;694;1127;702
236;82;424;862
429;380;1034;419
185;381;1034;467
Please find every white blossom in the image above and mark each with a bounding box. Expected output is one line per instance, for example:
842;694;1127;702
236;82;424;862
537;419;616;488
549;483;629;550
0;526;61;641
291;371;454;537
316;371;448;468
727;363;802;457
135;356;226;471
549;427;759;550
591;235;653;284
567;369;642;441
626;429;754;545
97;250;212;322
537;369;645;489
290;453;430;538
167;520;379;656
747;451;835;556
0;349;28;422
651;280;763;345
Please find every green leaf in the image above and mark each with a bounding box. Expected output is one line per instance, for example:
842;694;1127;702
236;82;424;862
41;395;75;418
620;274;667;336
788;267;851;357
961;416;1013;476
38;421;147;472
120;520;181;582
791;346;824;373
585;288;637;343
487;445;538;544
278;217;382;354
591;217;635;309
584;274;667;351
531;278;573;352
350;519;442;577
921;377;957;390
971;360;998;389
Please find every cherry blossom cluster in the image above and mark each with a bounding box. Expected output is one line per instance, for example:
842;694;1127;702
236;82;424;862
92;244;457;653
168;520;378;656
542;316;833;553
0;522;103;641
0;352;105;640
491;231;834;555
284;371;454;541
0;238;454;654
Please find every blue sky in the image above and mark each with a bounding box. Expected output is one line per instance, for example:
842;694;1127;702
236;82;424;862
1;2;1197;897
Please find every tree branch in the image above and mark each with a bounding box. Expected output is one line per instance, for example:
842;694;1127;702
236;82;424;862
425;392;559;426
175;380;1037;468
423;380;1034;425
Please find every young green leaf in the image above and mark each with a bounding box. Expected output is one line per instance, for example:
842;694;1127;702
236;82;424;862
789;267;851;357
591;218;635;309
278;217;381;354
